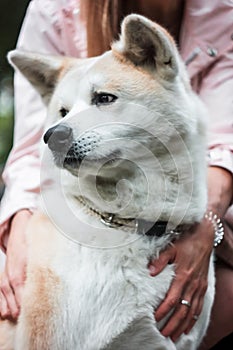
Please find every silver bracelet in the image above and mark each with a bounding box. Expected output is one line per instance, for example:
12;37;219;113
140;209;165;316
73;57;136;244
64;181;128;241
204;210;224;248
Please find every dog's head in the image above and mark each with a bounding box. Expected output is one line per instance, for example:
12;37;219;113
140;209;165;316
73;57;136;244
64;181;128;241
8;15;207;225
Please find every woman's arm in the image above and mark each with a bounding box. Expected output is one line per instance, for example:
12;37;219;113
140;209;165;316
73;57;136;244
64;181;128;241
0;0;65;248
0;209;32;319
0;0;85;246
149;167;233;342
0;0;66;318
149;46;233;341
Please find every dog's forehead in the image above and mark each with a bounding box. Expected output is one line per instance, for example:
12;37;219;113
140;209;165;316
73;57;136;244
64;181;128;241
88;52;157;90
58;52;158;95
54;57;97;102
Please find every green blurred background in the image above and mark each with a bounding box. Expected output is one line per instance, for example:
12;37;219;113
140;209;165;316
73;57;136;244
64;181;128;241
0;0;30;196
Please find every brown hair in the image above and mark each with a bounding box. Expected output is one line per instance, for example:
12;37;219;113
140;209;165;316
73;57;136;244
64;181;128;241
80;0;184;57
80;0;127;57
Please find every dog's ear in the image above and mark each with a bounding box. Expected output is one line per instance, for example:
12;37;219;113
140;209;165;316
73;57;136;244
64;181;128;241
8;50;71;104
112;14;179;79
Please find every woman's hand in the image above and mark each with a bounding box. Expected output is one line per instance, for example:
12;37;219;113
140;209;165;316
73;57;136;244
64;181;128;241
0;209;31;320
149;218;214;342
149;166;233;342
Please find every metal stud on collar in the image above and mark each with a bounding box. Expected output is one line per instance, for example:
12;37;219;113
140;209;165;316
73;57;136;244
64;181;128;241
100;214;116;227
100;214;139;231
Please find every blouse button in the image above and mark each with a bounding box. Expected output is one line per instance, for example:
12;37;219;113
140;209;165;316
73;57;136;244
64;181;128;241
207;48;218;57
73;8;80;15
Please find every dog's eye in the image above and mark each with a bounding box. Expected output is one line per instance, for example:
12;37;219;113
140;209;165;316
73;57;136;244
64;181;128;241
92;93;118;106
60;107;69;118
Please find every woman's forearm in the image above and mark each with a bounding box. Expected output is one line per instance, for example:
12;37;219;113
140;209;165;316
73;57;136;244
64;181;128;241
207;166;233;218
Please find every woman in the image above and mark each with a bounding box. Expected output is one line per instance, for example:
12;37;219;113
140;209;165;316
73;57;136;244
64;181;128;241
0;1;232;348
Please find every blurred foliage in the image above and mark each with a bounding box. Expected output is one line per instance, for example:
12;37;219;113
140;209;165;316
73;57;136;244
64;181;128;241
0;115;14;165
0;0;30;75
0;78;14;165
0;0;30;168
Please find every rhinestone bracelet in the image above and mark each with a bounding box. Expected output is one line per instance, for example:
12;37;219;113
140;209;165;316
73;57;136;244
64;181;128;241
204;210;224;248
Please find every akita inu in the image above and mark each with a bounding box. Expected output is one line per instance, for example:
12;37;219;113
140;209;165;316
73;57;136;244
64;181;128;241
0;14;214;350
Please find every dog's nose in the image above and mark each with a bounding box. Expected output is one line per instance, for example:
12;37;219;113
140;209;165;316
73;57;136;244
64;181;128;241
43;124;73;151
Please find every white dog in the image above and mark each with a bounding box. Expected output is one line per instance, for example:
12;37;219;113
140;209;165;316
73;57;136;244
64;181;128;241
0;14;215;350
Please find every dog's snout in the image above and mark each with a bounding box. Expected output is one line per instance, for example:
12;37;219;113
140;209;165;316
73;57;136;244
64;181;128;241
44;124;73;151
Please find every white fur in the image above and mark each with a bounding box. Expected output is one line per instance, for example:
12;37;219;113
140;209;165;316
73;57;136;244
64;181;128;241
1;15;214;350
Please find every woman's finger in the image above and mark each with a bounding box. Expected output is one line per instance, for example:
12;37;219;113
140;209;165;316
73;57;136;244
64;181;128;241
1;209;31;319
149;245;176;276
11;281;24;310
155;271;186;322
171;290;200;342
165;275;206;341
184;287;206;335
0;292;10;319
156;272;200;338
0;274;19;319
6;257;26;309
159;288;194;339
0;286;13;319
182;276;207;335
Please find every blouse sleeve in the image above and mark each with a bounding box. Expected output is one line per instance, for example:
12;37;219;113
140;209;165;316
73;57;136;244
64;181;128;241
0;0;65;251
198;49;233;175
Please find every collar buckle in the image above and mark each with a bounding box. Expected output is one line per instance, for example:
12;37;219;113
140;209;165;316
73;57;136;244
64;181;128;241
100;214;121;228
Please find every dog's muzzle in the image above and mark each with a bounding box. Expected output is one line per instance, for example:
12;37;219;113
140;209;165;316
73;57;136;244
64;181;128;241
64;132;100;168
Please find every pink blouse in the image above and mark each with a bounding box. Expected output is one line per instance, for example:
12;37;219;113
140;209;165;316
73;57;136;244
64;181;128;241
0;0;233;250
